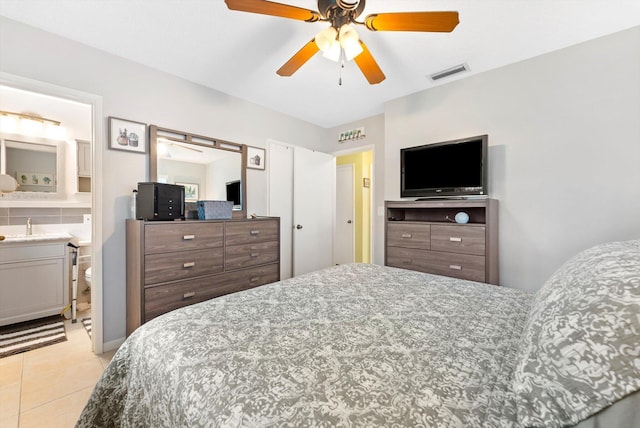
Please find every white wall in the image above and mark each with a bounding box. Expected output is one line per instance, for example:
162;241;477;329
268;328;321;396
384;26;640;292
0;17;329;344
3;15;639;343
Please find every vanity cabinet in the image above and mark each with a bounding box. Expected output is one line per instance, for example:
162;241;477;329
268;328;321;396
126;217;280;335
385;199;499;284
0;237;70;326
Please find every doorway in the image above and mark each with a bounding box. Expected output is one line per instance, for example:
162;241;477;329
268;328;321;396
335;149;373;264
0;72;103;353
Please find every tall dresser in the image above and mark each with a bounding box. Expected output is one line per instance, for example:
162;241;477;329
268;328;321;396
385;199;499;284
126;217;280;335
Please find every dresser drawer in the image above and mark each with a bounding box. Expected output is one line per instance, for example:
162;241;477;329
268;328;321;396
144;222;224;254
215;263;280;294
144;248;224;285
430;225;485;255
387;247;486;283
387;222;430;249
225;220;279;246
225;240;279;271
144;263;280;322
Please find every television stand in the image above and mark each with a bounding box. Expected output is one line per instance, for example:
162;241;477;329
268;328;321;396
384;199;499;284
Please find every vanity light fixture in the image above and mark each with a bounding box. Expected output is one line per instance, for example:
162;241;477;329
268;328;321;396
0;110;67;140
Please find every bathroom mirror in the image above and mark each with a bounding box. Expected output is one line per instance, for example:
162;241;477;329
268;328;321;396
0;135;64;195
149;125;247;219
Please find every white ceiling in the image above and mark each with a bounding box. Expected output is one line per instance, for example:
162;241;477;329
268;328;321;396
1;0;639;128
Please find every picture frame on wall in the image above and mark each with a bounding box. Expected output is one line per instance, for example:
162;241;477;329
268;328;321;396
247;146;265;170
176;182;199;202
108;116;147;154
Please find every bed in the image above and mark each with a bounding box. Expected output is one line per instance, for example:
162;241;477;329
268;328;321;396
77;239;640;427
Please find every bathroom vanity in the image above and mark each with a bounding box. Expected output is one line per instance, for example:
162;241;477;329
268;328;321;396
0;234;70;326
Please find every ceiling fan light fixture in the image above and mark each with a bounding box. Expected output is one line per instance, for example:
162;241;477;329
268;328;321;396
338;24;363;60
322;42;341;62
314;26;338;53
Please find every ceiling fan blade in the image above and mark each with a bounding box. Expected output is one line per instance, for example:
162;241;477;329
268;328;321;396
353;41;385;85
364;11;459;32
225;0;320;22
277;39;320;77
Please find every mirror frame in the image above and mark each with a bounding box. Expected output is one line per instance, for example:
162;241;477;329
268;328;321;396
149;125;247;219
0;133;65;199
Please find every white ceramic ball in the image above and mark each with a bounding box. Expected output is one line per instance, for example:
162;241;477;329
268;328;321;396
454;212;469;224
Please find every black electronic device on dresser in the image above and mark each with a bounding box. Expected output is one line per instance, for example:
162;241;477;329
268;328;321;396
136;182;185;221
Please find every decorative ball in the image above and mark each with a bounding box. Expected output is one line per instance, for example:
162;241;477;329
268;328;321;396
454;212;469;224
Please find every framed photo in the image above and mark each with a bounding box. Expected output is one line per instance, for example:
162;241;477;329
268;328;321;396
176;182;199;202
247;146;265;170
108;116;147;154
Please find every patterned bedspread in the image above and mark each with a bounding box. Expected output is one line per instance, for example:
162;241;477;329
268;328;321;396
77;263;534;427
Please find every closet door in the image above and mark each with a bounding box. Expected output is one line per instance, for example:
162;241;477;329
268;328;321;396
268;142;335;278
292;146;335;276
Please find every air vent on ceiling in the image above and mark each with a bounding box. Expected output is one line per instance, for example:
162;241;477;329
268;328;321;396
429;63;469;81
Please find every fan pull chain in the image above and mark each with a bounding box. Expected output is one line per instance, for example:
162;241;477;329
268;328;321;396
338;48;345;86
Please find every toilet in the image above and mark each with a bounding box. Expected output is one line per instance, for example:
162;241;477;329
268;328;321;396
84;266;92;287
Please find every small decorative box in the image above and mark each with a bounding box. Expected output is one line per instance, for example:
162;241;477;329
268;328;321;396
196;200;233;220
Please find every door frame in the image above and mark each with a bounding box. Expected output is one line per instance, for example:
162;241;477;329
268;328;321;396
333;145;375;263
0;72;104;354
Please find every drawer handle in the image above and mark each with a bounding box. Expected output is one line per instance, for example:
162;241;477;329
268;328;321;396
401;233;412;238
402;259;412;264
449;237;462;242
183;262;195;268
183;235;195;240
449;265;462;270
250;277;259;282
183;291;196;299
250;230;260;236
250;252;259;258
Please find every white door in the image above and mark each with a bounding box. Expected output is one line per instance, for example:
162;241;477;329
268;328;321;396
335;164;355;264
293;147;335;276
267;143;294;279
268;142;335;278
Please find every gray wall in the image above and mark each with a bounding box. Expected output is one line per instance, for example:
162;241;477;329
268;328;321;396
383;26;640;292
0;17;329;343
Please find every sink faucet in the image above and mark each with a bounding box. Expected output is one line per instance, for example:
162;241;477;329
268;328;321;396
26;217;32;235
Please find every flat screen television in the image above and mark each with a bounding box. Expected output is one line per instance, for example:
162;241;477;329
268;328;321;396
401;135;488;198
226;180;241;208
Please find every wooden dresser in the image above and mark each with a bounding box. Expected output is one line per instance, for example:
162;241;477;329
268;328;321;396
385;199;499;284
126;217;280;335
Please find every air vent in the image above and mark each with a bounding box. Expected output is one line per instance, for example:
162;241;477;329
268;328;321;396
429;63;469;81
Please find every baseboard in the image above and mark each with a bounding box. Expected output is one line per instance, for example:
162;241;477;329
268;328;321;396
102;337;125;353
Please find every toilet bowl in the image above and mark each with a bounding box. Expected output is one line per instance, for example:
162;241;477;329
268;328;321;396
84;267;92;287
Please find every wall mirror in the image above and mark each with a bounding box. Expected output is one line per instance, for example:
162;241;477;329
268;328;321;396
0;135;64;196
149;125;247;219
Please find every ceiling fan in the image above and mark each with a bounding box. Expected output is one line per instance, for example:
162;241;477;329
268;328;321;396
224;0;459;84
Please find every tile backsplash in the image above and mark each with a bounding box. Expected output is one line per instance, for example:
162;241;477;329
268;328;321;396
0;207;91;226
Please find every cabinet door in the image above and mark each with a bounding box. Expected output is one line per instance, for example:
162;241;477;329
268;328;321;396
0;259;65;325
77;141;91;177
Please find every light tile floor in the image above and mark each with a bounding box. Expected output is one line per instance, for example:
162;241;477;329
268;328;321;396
0;312;116;428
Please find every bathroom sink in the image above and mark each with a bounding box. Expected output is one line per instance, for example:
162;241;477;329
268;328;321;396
0;232;73;243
